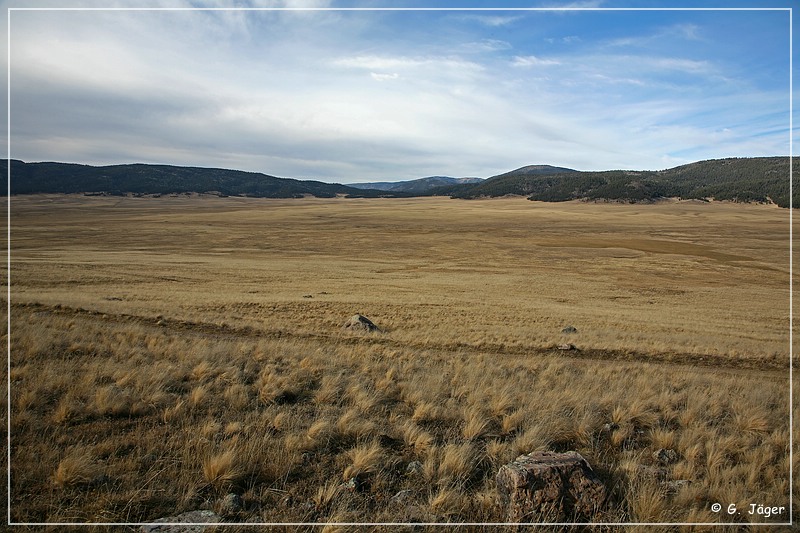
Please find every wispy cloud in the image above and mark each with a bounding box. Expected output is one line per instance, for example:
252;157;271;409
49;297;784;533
511;55;560;67
460;39;513;53
458;14;523;27
370;72;399;81
6;7;790;181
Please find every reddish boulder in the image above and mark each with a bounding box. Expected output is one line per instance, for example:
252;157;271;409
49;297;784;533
496;451;606;522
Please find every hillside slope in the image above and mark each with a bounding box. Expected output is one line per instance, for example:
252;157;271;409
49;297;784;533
2;160;398;198
447;157;796;208
4;157;795;207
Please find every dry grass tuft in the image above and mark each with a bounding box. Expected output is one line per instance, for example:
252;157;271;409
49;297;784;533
401;420;434;454
462;408;492;441
336;408;377;441
342;440;387;480
313;481;341;511
429;487;468;516
53;450;101;488
201;448;243;491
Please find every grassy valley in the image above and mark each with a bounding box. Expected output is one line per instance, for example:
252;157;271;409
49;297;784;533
7;195;795;528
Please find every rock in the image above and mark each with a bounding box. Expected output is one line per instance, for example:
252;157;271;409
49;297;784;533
665;479;691;493
342;314;380;332
653;448;679;465
405;460;423;476
218;493;243;516
561;325;578;334
496;451;607;522
390;489;413;506
278;493;294;508
557;343;576;351
139;510;220;532
340;475;368;492
634;464;668;480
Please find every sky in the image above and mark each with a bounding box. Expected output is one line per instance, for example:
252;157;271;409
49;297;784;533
2;0;797;183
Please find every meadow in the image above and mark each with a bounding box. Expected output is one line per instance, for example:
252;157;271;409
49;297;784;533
6;194;796;530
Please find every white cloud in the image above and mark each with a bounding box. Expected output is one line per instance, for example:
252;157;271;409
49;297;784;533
4;6;790;182
511;55;560;67
370;72;399;81
459;14;522;27
460;39;512;53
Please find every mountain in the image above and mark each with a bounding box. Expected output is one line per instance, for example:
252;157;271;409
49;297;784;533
492;164;578;177
2;160;402;198
349;176;484;194
4;157;796;207
446;157;797;208
426;165;577;196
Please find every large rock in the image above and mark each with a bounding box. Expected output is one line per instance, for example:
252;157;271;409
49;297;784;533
496;451;606;522
139;510;220;532
342;314;380;332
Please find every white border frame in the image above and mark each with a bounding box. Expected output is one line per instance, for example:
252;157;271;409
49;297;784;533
5;5;794;528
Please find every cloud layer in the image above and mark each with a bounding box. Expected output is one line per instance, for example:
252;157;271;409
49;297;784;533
5;2;794;182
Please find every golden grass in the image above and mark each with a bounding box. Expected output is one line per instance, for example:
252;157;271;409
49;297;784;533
53;449;101;489
8;196;790;360
201;448;243;492
7;196;794;525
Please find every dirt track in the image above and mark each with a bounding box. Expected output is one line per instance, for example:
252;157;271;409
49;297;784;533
10;300;790;377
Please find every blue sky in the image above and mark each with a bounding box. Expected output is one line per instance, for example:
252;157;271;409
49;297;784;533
2;1;796;183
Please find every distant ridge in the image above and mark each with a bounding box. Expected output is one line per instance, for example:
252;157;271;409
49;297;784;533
350;176;484;194
2;160;404;199
4;157;796;207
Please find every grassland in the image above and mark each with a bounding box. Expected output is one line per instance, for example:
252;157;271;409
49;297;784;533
6;195;796;530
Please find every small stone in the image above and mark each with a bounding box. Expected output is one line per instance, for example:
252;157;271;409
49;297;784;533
390;489;413;506
298;500;315;512
218;493;243;517
303;294;313;298
665;479;691;493
653;448;679;465
341;477;358;492
557;343;576;350
406;461;423;476
279;494;294;508
636;465;668;480
139;510;220;532
561;325;578;334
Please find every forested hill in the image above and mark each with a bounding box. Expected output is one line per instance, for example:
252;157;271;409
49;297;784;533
2;160;400;198
3;157;796;207
444;157;797;208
